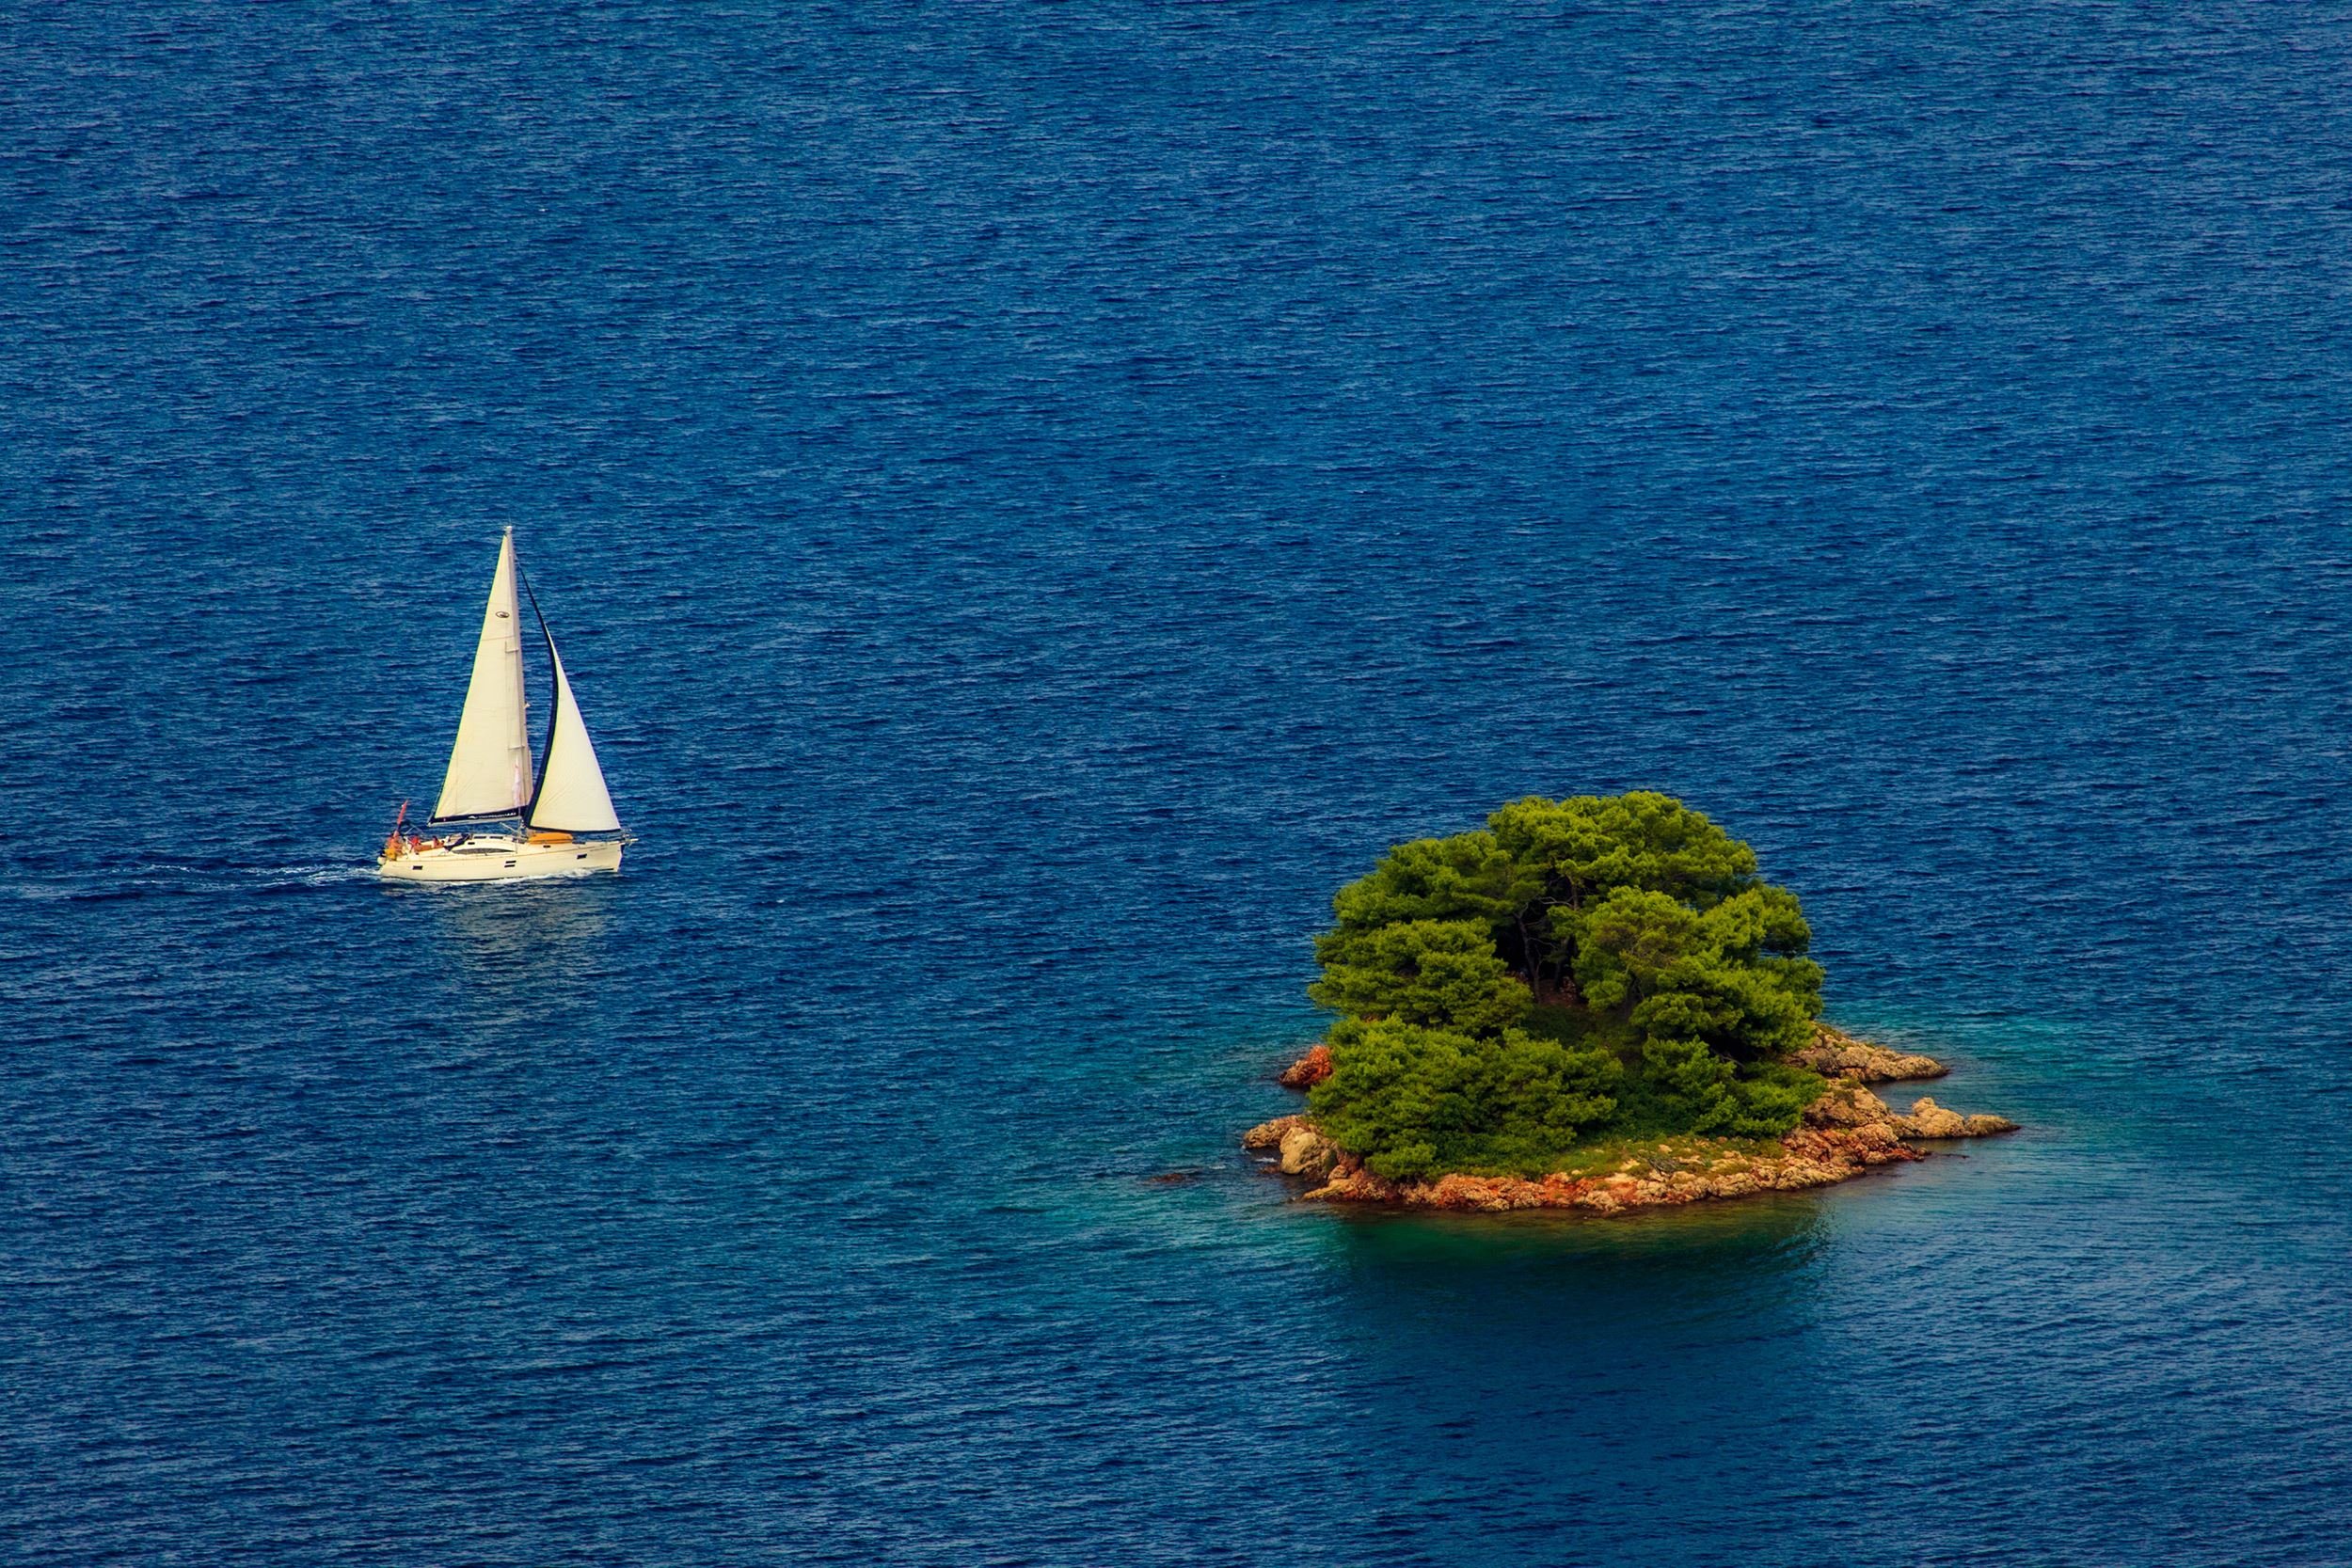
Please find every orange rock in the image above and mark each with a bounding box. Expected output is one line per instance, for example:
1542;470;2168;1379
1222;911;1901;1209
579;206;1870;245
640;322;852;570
1269;1106;1988;1214
1278;1043;1334;1089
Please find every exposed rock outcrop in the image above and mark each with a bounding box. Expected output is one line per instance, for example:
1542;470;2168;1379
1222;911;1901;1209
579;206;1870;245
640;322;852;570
1791;1023;1948;1084
1890;1096;2018;1139
1278;1124;1340;1180
1296;1120;1925;1212
1892;1096;1967;1138
1804;1076;1900;1129
1245;1027;2017;1214
1242;1115;1308;1150
1278;1043;1333;1089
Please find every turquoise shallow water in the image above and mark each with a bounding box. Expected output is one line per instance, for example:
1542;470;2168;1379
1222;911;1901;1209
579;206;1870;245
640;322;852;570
8;4;2352;1563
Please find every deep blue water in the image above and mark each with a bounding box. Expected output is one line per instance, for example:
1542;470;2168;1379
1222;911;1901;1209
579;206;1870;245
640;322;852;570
8;4;2352;1562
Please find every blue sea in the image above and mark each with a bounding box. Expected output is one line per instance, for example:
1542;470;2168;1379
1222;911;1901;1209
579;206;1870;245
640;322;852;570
8;4;2352;1563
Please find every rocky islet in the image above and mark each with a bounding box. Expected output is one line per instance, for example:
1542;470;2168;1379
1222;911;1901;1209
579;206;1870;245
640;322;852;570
1245;1025;2016;1214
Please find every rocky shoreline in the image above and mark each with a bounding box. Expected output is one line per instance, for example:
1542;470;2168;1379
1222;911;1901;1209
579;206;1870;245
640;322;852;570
1789;1022;1949;1085
1244;1024;2016;1214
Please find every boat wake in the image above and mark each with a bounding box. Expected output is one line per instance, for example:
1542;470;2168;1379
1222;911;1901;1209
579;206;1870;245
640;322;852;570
1;859;375;903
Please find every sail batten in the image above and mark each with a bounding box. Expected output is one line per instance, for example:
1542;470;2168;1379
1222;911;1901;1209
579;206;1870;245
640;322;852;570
527;628;622;834
429;531;534;822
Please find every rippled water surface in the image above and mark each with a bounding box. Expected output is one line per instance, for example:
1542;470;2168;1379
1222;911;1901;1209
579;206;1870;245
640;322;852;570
8;5;2352;1564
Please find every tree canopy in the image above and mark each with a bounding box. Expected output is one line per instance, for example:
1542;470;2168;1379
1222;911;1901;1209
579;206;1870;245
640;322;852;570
1305;792;1827;1180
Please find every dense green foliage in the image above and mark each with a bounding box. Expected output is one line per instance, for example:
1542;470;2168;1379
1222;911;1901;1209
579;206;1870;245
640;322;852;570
1306;793;1827;1180
1313;1019;1623;1182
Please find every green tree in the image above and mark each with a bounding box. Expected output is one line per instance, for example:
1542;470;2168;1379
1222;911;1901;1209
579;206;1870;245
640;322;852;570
1636;1037;1818;1138
1309;1018;1621;1181
1562;888;1704;1011
1300;792;1829;1177
1308;919;1533;1036
1563;883;1821;1061
1327;832;1533;942
1486;792;1763;998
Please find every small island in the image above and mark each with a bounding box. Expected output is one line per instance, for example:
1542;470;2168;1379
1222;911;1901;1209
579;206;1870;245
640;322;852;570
1245;792;2014;1213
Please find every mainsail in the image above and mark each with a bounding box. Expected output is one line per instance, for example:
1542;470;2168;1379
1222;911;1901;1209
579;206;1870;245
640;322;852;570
526;628;621;833
430;531;534;822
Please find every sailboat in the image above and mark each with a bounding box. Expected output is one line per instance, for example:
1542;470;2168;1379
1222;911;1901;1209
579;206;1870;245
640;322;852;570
376;529;629;881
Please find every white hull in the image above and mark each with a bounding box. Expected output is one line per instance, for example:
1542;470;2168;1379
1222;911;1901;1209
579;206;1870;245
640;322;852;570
376;834;624;883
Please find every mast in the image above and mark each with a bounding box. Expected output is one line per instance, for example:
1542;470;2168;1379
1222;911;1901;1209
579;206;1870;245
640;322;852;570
429;530;534;822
